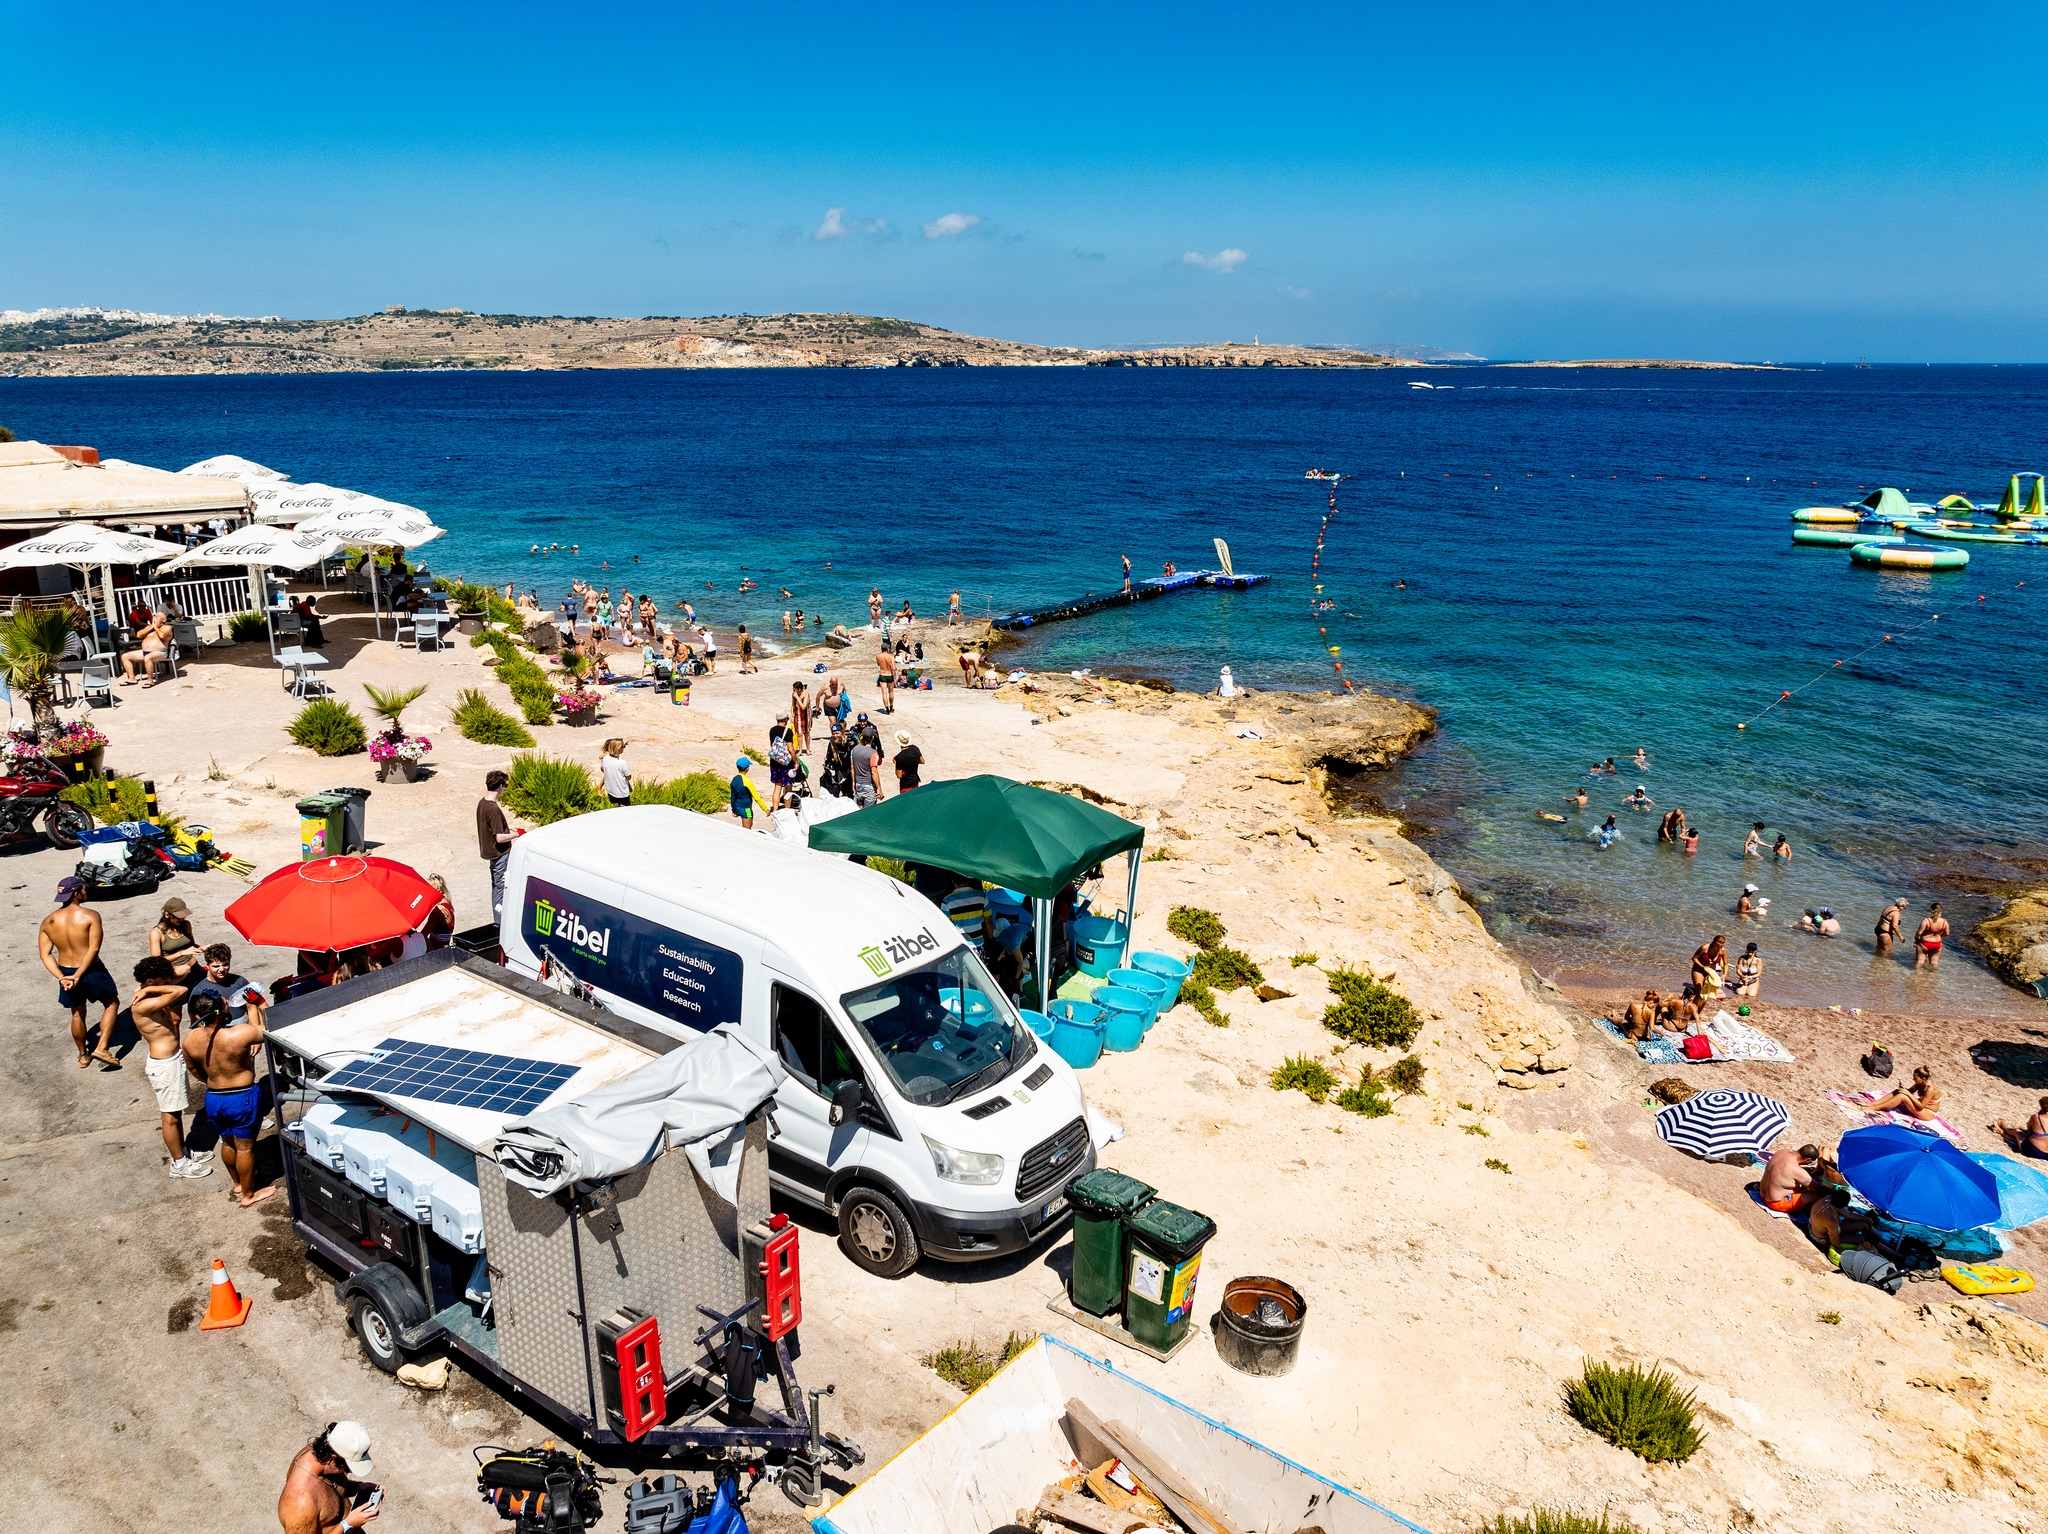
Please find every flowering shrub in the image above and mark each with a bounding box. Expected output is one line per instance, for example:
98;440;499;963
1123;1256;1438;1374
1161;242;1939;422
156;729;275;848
368;733;432;763
557;688;603;714
2;726;44;766
48;721;107;753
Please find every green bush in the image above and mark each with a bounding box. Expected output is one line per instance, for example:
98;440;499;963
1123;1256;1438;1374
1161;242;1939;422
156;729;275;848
921;1332;1035;1393
503;753;603;824
1478;1510;1639;1534
865;856;914;885
452;687;535;747
1290;952;1319;968
1323;969;1422;1049
1564;1361;1704;1464
486;594;520;624
1177;978;1227;1027
1190;946;1264;991
1337;1072;1392;1117
629;772;729;815
1383;1054;1427;1097
226;610;269;643
287;699;367;756
1167;906;1226;950
1271;1054;1336;1103
62;774;150;824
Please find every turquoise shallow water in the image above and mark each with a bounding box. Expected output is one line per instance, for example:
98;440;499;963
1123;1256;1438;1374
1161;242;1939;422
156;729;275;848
4;364;2043;1015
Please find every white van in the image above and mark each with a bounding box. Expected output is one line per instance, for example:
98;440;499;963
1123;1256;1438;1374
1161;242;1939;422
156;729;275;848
499;805;1112;1277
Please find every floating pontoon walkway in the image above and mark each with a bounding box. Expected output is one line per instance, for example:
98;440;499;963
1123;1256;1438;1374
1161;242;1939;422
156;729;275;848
992;568;1270;630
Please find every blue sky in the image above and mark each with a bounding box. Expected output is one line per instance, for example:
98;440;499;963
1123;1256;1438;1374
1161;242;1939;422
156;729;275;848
5;2;2046;358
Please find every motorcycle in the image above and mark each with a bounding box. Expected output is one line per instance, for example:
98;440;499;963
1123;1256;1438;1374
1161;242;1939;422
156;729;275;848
0;755;93;850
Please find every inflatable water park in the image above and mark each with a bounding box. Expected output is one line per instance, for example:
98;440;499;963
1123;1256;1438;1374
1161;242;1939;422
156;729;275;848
1789;473;2048;572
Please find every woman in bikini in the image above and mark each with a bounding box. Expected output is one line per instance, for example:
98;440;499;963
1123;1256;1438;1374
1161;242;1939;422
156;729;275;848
1914;903;1950;968
1994;1097;2048;1159
1690;935;1728;997
1733;943;1763;997
150;897;202;980
1865;1065;1943;1122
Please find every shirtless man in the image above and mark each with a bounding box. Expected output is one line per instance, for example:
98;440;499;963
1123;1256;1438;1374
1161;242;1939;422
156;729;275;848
183;990;275;1207
1994;1096;2048;1159
131;956;211;1178
1658;807;1685;843
1759;1142;1823;1214
1566;787;1587;810
1865;1065;1943;1122
1914;902;1950;968
875;644;897;714
1873;897;1907;957
40;875;120;1067
278;1422;381;1534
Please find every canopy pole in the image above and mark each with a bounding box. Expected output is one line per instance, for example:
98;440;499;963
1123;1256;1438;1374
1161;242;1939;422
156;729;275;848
100;563;119;654
1124;843;1142;933
1035;897;1052;1015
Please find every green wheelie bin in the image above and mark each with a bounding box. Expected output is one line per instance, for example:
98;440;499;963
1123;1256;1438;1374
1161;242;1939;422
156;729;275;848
296;793;351;860
1123;1199;1217;1352
1065;1169;1155;1317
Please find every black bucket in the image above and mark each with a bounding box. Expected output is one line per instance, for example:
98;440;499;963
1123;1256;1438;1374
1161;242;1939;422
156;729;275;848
1212;1275;1306;1377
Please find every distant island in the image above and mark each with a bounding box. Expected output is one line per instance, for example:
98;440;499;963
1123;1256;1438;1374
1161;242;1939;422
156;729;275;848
1495;358;1785;370
0;308;1426;377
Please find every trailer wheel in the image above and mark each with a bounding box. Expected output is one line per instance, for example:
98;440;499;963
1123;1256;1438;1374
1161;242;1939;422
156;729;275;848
350;1293;407;1373
837;1186;920;1278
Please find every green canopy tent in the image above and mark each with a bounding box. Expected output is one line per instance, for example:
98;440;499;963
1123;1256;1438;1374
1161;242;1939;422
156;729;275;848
807;774;1146;1012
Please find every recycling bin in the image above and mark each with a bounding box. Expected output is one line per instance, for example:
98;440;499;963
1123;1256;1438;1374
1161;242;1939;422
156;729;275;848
325;786;371;852
1065;1169;1155;1317
1123;1199;1217;1352
297;793;350;861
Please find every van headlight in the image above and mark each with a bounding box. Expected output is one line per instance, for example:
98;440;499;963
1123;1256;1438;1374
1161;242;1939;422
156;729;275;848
923;1135;1004;1186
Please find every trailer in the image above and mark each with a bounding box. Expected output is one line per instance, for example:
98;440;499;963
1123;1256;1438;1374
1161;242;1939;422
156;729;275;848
266;948;862;1504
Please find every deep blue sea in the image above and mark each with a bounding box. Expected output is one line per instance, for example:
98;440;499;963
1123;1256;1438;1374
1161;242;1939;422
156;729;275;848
5;365;2044;1015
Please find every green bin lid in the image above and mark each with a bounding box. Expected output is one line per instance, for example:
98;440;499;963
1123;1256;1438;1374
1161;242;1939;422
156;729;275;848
1126;1199;1216;1261
1066;1169;1155;1217
296;794;350;813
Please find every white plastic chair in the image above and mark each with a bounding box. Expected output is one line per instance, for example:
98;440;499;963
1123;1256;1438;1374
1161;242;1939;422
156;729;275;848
276;645;331;698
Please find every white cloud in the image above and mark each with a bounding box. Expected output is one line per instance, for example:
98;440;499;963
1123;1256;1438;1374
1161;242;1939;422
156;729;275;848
1182;248;1249;274
922;212;983;239
1279;285;1313;300
813;207;891;242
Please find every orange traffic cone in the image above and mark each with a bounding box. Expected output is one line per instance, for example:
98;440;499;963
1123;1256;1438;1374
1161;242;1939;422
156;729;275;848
199;1257;253;1330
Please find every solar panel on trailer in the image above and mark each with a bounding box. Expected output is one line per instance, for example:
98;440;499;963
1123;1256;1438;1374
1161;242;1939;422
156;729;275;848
323;1037;579;1115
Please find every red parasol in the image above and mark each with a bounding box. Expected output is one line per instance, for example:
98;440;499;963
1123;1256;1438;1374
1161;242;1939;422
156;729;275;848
226;855;441;950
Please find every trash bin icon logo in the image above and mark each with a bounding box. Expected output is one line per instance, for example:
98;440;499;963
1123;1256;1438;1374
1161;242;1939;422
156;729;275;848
534;900;556;938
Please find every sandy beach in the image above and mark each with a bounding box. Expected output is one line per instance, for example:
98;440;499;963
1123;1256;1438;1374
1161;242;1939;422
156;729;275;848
5;584;2046;1534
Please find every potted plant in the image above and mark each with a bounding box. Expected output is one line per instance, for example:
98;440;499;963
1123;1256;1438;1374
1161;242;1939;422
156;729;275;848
369;731;432;781
363;684;431;781
0;607;72;747
558;686;603;726
46;720;108;782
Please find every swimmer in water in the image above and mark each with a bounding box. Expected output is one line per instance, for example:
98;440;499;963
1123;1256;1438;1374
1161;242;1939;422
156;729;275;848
1567;787;1588;810
1595;815;1619;847
1602;758;1619;775
1773;834;1792;864
1626;785;1653;809
1632;748;1649;769
1682;827;1699;854
1658;808;1686;843
1745;822;1765;857
1736;882;1759;915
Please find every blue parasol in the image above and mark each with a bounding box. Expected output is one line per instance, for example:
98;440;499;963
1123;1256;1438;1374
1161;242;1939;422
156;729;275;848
1838;1124;2001;1231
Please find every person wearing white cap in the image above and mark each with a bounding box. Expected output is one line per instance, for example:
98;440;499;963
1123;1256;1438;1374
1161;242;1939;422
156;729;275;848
1735;883;1760;916
278;1421;380;1532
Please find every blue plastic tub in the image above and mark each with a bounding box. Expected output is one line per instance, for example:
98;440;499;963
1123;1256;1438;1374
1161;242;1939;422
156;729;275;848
1018;1008;1055;1041
1130;951;1192;989
1072;914;1128;978
1108;968;1169;1026
1094;987;1150;1052
1047;1002;1107;1069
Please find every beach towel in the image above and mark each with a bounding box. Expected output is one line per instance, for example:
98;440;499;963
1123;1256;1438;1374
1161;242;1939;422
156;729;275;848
1745;1183;1811;1224
1700;1011;1796;1064
1969;1151;2048;1232
1823;1089;1967;1147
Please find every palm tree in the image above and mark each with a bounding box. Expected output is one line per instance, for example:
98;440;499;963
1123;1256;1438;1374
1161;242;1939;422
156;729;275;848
0;607;73;743
362;683;426;735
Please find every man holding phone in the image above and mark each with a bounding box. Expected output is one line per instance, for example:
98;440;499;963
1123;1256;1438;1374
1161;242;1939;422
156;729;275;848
278;1421;381;1532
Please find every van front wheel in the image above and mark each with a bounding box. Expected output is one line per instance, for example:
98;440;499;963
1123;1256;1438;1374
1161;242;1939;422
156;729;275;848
837;1187;920;1278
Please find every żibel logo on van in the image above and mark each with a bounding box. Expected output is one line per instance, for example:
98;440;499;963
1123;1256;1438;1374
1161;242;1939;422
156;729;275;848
859;929;940;976
531;898;611;958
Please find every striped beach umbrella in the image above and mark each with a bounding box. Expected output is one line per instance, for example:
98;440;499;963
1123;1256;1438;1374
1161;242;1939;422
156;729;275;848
1654;1088;1791;1160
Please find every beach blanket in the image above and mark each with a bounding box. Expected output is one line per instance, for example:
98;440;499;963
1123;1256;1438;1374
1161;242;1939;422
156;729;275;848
1745;1183;1811;1224
1970;1151;2048;1232
1597;1014;1790;1065
1823;1089;1967;1146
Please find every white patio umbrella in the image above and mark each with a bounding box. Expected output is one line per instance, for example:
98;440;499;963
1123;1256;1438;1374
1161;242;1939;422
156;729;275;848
0;523;187;657
180;455;290;482
245;481;411;526
295;503;445;637
159;525;346;654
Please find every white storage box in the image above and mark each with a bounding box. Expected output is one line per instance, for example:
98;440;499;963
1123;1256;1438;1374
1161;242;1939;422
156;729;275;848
297;1102;353;1171
430;1178;485;1254
341;1122;402;1196
379;1144;440;1223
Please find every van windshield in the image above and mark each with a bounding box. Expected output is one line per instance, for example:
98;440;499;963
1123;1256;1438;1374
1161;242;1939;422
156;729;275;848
840;947;1031;1107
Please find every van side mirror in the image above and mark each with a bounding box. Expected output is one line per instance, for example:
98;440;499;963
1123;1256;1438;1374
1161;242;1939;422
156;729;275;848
828;1079;866;1127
